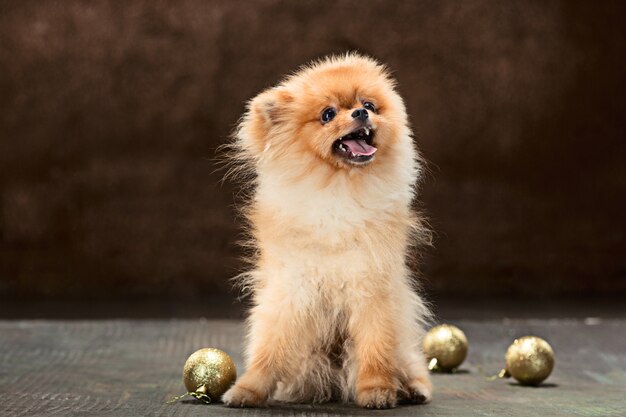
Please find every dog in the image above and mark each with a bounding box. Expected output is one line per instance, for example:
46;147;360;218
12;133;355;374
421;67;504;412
222;53;432;409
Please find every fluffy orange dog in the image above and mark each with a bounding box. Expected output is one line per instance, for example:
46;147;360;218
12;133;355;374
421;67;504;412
222;54;432;409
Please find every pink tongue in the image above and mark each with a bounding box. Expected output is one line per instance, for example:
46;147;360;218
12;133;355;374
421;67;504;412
342;139;377;156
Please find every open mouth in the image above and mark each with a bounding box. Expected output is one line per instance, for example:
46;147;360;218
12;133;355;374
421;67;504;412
332;127;377;165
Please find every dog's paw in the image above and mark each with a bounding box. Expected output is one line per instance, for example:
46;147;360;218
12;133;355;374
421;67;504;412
222;384;267;408
404;376;432;404
356;386;398;409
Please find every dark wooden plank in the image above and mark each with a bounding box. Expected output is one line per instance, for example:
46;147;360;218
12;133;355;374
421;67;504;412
1;319;624;416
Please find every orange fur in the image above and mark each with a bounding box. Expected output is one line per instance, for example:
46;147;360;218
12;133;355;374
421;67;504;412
222;53;432;409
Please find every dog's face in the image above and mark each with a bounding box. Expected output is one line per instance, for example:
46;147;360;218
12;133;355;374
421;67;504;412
239;55;409;171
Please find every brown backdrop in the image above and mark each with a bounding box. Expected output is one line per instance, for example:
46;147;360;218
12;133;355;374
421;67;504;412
1;0;625;301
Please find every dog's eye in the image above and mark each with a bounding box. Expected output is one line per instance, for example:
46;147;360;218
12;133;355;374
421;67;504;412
321;107;336;123
363;101;377;113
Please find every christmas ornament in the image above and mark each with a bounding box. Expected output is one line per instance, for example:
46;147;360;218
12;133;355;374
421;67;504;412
423;324;468;372
168;348;237;404
499;336;554;385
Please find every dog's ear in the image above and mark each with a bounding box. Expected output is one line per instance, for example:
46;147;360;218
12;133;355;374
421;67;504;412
250;87;294;126
238;87;294;156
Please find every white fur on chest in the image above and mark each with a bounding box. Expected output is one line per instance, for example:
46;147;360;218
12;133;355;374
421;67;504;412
257;168;412;230
254;168;414;296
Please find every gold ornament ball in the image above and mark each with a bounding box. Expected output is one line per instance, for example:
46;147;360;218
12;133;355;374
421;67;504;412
423;324;468;371
183;348;237;400
504;336;555;385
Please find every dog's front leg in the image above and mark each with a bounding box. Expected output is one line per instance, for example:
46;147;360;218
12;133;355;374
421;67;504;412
348;291;400;409
222;290;311;407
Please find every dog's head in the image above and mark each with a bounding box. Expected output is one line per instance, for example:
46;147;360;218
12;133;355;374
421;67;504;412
237;54;412;172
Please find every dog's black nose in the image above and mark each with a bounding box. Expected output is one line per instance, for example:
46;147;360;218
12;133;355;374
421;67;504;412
351;108;369;121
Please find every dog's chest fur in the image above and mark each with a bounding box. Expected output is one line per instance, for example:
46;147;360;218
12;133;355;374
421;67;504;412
252;169;413;300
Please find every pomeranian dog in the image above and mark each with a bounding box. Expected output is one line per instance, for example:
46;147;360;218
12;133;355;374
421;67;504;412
222;53;432;409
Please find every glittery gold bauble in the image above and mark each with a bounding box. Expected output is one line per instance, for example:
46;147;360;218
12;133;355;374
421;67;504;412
502;336;554;385
423;324;468;372
183;348;237;400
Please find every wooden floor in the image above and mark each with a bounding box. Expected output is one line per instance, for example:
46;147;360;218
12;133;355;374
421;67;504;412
1;317;625;417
